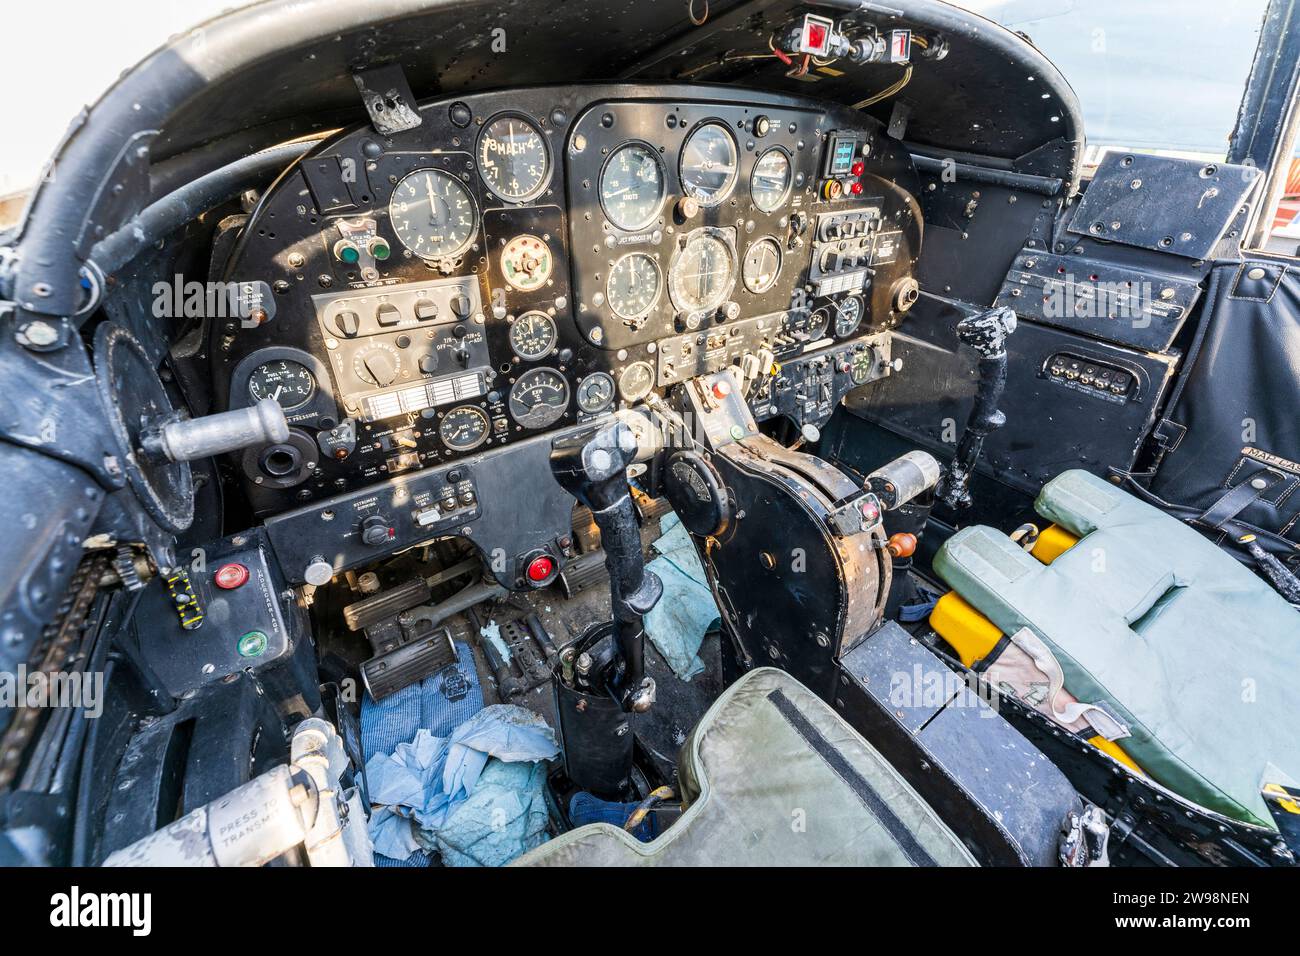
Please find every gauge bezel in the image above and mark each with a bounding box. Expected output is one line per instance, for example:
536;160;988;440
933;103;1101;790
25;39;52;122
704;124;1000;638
508;366;570;429
508;310;559;360
598;141;666;232
667;227;737;315
476;112;552;203
576;372;616;413
833;295;865;337
228;347;337;426
606;251;663;320
388;167;479;260
247;358;317;412
618;361;656;403
439;404;492;451
850;348;877;385
750;146;793;213
741;236;783;294
679;121;740;208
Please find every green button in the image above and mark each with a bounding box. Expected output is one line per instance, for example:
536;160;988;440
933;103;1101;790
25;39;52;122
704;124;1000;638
237;630;268;658
729;425;745;440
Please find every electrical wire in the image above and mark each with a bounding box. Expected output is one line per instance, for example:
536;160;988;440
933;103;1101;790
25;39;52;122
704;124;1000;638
852;63;913;110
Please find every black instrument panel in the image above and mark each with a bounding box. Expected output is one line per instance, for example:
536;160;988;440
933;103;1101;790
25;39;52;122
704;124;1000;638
214;84;922;514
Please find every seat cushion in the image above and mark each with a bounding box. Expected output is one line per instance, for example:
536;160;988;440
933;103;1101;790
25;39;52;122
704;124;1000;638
933;469;1300;828
514;668;976;866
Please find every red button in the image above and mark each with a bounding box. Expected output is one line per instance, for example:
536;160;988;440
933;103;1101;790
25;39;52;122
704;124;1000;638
711;379;732;399
214;563;249;589
851;160;865;176
849;181;864;196
526;555;555;583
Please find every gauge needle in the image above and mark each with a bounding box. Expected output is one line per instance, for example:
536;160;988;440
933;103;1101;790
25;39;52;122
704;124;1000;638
272;386;283;401
425;174;443;225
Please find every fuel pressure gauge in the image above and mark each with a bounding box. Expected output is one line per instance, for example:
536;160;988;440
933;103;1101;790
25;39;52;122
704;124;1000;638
247;359;316;410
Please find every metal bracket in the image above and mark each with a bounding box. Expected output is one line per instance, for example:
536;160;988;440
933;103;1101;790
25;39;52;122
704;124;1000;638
352;65;423;135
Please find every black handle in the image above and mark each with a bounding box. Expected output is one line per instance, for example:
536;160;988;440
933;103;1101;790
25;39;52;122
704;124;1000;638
550;421;662;701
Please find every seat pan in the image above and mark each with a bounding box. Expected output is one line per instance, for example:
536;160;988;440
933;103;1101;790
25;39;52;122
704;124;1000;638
514;668;977;866
934;469;1300;828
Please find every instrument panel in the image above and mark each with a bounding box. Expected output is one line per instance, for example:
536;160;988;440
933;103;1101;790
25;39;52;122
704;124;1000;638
212;84;922;514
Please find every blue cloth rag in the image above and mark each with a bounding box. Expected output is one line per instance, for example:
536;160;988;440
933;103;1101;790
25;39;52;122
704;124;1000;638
360;640;484;758
364;703;560;866
643;513;719;681
437;759;552;866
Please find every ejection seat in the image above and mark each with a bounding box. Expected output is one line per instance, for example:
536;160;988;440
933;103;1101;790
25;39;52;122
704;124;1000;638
514;667;976;866
930;469;1300;832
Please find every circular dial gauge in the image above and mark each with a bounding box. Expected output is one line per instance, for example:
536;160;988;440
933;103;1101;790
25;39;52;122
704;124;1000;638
669;233;734;313
509;310;558;360
353;342;402;388
478;115;549;201
509;367;569;429
850;348;877;385
807;308;830;340
607;252;662;319
439;405;491;451
750;149;793;212
247;360;316;410
600;144;665;231
500;234;553;291
389;168;477;259
618;361;655;403
834;296;864;337
680;123;739;206
576;372;616;413
741;237;782;294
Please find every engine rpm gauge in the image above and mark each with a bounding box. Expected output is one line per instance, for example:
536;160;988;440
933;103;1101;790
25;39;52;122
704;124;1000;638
668;233;734;314
439;405;491;451
509;311;558;360
389;168;477;259
500;234;553;291
600;143;665;232
478;115;549;202
509;367;569;429
680;123;738;206
248;360;316;411
834;296;864;337
741;237;782;294
607;252;662;319
750;149;792;212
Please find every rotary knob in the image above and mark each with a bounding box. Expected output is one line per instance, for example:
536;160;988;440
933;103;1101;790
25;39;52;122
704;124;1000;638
354;344;400;387
360;515;394;547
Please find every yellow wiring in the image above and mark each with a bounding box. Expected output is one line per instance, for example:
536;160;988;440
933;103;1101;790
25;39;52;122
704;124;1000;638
852;63;913;110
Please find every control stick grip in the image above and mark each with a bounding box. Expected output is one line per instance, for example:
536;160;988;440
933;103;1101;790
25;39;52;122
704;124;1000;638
550;421;663;698
144;398;290;463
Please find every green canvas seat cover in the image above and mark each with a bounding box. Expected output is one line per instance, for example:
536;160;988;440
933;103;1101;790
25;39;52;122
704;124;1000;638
933;469;1300;829
515;668;976;866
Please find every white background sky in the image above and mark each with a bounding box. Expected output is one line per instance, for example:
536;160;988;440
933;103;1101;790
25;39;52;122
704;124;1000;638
0;0;252;196
0;0;1270;197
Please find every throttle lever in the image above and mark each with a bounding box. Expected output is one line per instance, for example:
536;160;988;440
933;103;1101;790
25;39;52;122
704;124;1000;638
936;307;1016;511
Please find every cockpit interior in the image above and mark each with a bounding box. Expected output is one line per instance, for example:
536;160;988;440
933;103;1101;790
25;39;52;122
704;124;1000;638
1;0;1298;871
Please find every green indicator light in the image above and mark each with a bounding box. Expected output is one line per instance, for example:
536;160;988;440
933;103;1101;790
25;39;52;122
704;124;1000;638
237;630;268;658
370;238;391;261
729;425;745;440
339;245;360;264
